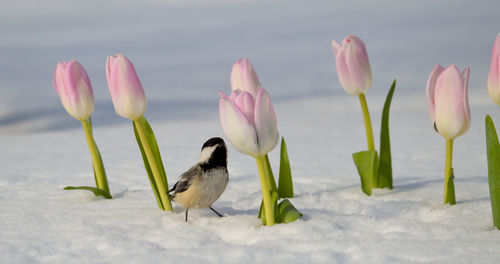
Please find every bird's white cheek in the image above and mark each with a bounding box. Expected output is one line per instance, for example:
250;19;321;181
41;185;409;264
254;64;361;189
199;146;217;163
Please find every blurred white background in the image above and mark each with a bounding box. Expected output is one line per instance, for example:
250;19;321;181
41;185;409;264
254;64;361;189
1;0;499;132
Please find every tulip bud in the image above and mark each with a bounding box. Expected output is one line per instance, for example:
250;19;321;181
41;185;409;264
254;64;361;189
331;35;373;96
106;54;146;120
219;86;279;157
488;33;500;106
426;64;471;140
53;60;94;120
230;58;261;98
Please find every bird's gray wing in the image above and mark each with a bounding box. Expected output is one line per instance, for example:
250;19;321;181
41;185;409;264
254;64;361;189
169;164;201;194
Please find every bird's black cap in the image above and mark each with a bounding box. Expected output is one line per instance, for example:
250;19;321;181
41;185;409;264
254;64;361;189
202;137;225;150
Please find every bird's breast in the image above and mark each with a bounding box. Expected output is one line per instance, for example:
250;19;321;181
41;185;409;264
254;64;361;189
194;168;229;208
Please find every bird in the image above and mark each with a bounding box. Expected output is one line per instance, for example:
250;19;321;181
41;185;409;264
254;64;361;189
168;137;229;222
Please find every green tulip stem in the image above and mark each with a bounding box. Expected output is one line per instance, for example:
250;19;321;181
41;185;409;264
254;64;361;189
134;116;172;211
358;93;375;151
81;119;110;194
256;155;275;226
444;139;456;205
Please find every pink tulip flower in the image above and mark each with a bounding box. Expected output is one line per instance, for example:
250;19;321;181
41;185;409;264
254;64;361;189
426;64;471;140
53;60;94;120
219;86;279;157
331;35;373;96
106;54;146;120
230;58;261;98
488;33;500;106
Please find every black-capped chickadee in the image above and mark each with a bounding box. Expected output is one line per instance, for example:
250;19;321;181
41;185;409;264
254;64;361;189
168;137;229;222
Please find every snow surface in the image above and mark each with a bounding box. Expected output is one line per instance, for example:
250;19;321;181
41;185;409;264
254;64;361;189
2;0;500;263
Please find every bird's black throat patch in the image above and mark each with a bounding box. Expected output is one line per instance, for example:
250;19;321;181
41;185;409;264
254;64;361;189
200;145;227;171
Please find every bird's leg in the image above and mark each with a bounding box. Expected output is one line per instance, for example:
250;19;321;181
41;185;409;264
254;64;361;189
209;207;223;217
185;209;189;222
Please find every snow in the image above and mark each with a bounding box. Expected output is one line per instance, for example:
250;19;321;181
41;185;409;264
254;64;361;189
2;0;500;263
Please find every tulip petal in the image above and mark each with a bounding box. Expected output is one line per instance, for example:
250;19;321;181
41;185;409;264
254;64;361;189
254;87;279;155
426;64;445;123
229;89;240;101
234;91;256;126
53;60;94;120
462;66;471;125
106;54;147;120
219;93;259;156
348;35;372;77
434;65;470;140
332;35;372;96
105;56;113;93
488;33;500;106
336;46;360;96
73;61;95;118
345;39;372;94
230;58;261;98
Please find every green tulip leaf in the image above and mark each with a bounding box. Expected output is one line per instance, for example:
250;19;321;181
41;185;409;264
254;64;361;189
258;199;264;219
485;115;500;229
446;168;456;205
90;120;110;194
278;137;294;198
352;150;379;196
64;186;112;199
377;80;396;189
91;151;106;184
277;199;302;223
133;119;168;210
264;154;278;192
